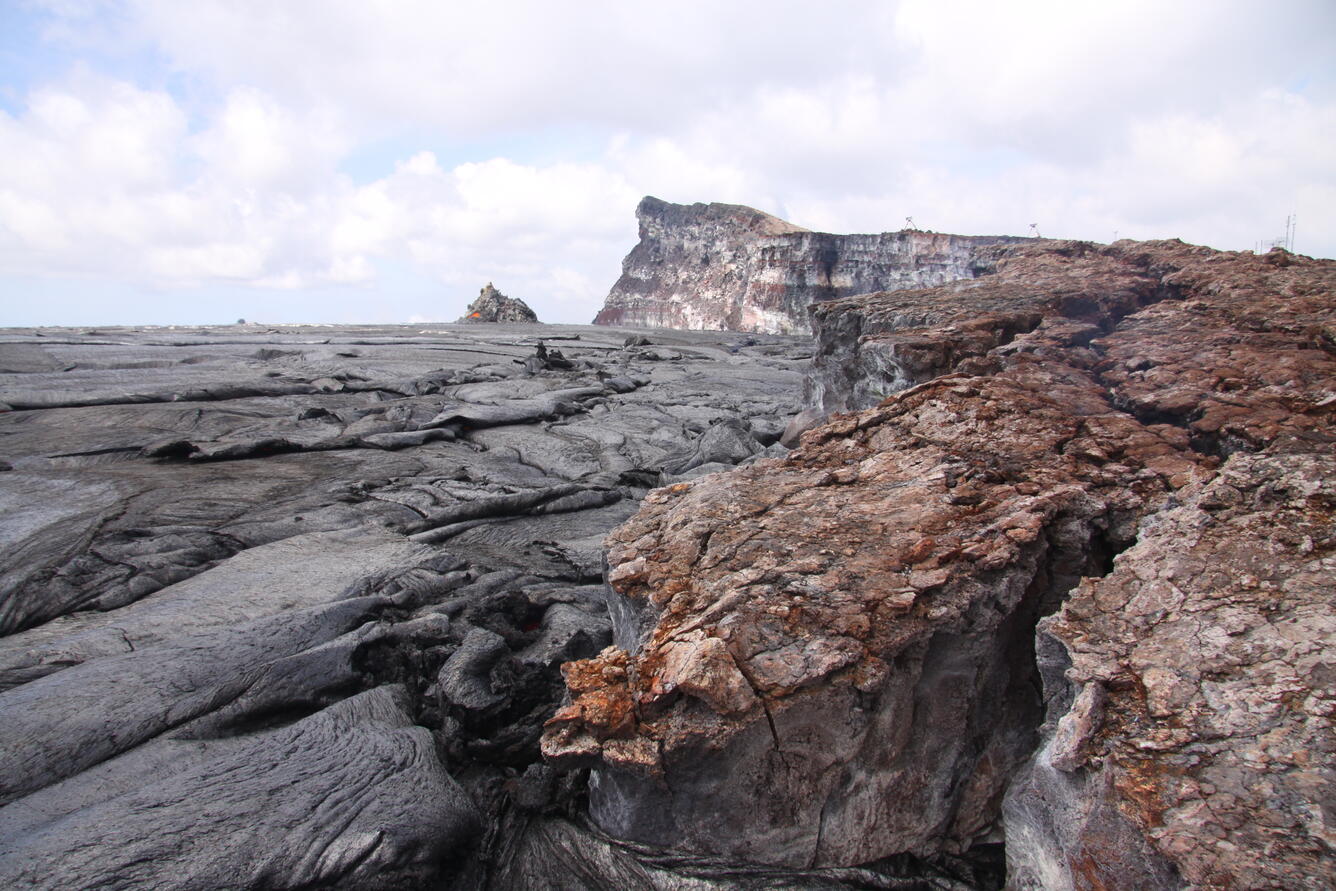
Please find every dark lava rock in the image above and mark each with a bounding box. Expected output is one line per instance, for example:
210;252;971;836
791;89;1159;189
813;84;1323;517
458;283;540;324
0;320;810;888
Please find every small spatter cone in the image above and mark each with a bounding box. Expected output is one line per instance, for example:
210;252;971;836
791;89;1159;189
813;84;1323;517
457;283;539;323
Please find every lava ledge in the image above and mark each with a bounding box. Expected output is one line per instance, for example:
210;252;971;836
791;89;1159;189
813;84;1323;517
546;240;1336;886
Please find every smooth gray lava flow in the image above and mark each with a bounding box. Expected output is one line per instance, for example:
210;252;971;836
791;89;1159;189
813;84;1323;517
0;322;824;888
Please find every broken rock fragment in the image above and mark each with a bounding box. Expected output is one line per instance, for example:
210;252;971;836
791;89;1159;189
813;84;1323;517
457;283;539;324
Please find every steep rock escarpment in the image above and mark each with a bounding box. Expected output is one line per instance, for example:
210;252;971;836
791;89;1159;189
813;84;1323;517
592;196;1031;335
545;241;1336;886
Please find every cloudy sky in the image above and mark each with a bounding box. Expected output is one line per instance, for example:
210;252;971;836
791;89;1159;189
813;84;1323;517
1;0;1332;327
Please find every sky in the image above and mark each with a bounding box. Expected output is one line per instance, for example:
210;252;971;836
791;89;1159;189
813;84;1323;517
0;0;1332;327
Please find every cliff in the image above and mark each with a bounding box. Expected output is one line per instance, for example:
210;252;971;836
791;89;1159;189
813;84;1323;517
546;240;1336;887
592;196;1032;334
0;322;814;887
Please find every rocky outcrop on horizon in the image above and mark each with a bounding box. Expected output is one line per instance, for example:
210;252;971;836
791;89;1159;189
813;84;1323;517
458;282;539;323
592;196;1032;334
546;240;1336;887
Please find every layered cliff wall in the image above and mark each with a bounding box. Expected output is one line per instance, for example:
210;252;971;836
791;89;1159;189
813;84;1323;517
592;196;1033;334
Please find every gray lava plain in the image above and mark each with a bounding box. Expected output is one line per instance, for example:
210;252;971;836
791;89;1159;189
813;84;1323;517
0;321;810;888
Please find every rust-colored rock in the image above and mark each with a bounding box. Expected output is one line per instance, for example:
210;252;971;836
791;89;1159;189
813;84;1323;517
544;240;1336;885
1006;449;1336;890
805;239;1162;413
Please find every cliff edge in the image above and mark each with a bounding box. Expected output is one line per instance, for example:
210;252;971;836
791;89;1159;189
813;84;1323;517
592;196;1032;334
549;239;1336;887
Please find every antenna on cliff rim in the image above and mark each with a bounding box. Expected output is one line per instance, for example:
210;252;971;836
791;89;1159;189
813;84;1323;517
905;216;918;231
1028;222;1041;238
1263;214;1298;253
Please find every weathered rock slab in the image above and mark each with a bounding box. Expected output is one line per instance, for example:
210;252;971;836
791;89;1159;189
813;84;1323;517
1005;449;1336;890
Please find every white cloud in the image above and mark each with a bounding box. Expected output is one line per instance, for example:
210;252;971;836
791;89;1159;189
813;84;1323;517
377;156;640;314
597;0;1336;255
0;68;185;195
192;88;348;191
0;71;641;320
108;0;908;134
4;0;1334;325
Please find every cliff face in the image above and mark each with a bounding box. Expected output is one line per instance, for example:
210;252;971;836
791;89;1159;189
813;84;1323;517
546;240;1336;886
592;196;1032;334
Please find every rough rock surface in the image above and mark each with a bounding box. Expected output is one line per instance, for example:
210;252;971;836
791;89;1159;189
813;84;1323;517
805;240;1160;414
0;322;817;887
1005;449;1336;890
592;196;1031;334
545;241;1336;886
458;282;540;323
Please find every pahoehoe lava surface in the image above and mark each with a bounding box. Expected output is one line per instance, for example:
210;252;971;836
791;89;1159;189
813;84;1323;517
0;322;828;888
